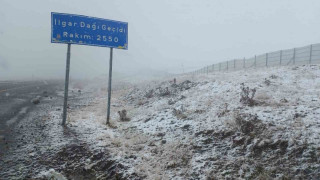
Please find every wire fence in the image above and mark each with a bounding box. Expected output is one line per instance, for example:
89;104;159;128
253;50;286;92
188;43;320;75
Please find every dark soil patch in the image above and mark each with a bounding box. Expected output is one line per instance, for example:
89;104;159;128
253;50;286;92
37;143;139;180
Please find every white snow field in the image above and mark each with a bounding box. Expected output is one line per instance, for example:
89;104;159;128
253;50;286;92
66;64;320;179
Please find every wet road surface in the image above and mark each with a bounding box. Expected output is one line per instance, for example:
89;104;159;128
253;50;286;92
0;80;131;179
0;80;63;152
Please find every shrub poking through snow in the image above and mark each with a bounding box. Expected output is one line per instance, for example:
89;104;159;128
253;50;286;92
31;96;41;104
118;109;130;121
137;100;147;106
168;95;186;105
173;108;187;119
145;89;154;98
235;114;255;135
264;78;271;86
168;99;176;105
269;74;278;79
178;80;192;90
157;87;171;96
217;103;230;117
240;83;257;106
233;112;264;135
280;98;288;103
165;143;192;169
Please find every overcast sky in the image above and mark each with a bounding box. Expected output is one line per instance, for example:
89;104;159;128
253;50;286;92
0;0;319;80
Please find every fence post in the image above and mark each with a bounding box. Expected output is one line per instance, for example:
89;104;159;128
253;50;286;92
227;61;229;71
280;50;282;66
266;53;268;67
206;66;209;75
293;48;296;65
243;57;246;69
254;55;257;67
309;44;313;64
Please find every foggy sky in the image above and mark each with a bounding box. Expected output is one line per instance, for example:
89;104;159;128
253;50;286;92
0;0;319;80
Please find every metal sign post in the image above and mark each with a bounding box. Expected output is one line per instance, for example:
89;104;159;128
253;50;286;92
106;48;113;124
51;12;128;126
62;44;71;125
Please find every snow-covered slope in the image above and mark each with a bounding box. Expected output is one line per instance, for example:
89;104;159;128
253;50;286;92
68;64;320;179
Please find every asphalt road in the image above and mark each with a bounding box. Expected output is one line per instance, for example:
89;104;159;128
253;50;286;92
0;80;63;150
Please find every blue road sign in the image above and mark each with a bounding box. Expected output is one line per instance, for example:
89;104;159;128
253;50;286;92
51;12;128;49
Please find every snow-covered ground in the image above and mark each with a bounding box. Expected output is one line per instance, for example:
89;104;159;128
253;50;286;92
63;65;319;179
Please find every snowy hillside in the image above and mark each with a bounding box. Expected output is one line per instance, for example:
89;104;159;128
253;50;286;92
52;64;319;179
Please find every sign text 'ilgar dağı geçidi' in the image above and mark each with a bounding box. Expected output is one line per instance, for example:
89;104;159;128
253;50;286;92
51;12;128;49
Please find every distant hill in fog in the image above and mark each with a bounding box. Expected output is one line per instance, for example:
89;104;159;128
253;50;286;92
96;67;173;83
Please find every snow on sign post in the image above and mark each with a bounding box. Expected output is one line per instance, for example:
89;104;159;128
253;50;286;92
51;12;128;126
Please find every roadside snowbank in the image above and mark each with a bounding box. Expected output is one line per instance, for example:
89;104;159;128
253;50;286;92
68;65;320;179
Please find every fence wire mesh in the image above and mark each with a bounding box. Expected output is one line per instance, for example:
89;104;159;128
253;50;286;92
189;43;320;75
